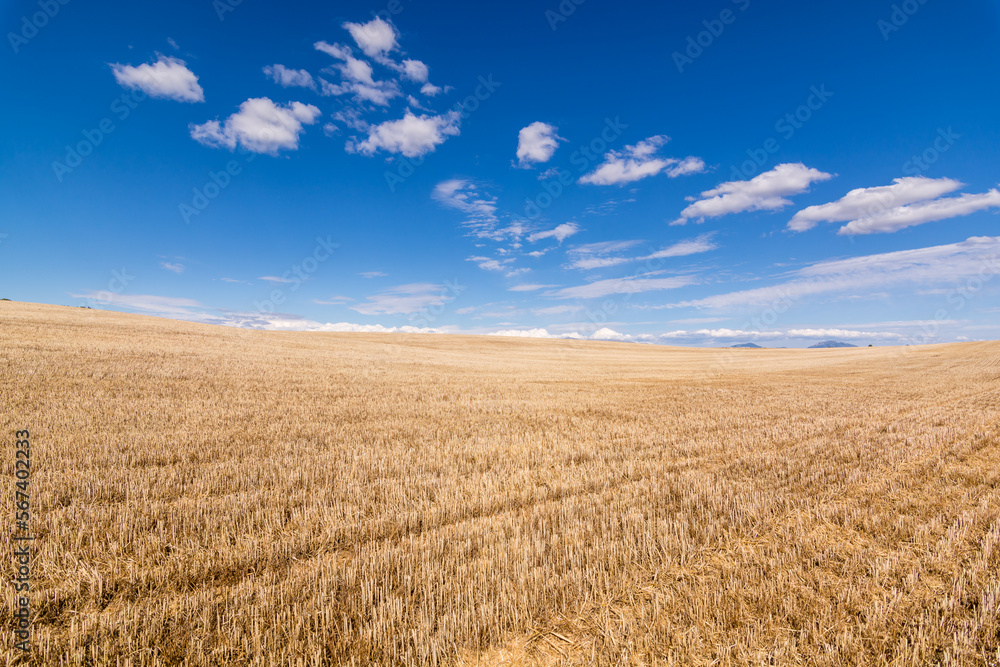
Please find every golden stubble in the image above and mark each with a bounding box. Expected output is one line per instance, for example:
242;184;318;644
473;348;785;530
1;302;998;666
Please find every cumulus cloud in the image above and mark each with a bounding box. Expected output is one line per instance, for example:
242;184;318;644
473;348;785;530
671;236;1000;310
349;110;460;157
787;176;1000;234
342;17;398;60
516;122;563;167
110;55;204;102
263;64;316;90
190;98;321;154
527;222;581;243
488;328;583;339
673;163;832;225
401;59;429;83
579;135;705;185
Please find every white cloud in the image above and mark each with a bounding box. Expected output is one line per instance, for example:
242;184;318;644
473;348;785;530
787;177;1000;234
110;55;204;103
263;64;316;90
592;327;630;341
467;255;513;272
508;283;557;292
315;41;401;107
350;110;460;158
550;272;697;299
488;328;574;339
315;42;374;83
313;295;354;305
579;135;705;185
70;292;205;317
420;82;442;96
190;98;320;155
432;179;504;238
786;328;903;340
401;59;429;83
565;240;641;270
566;235;716;270
516;122;563;167
640;234;718;260
359;271;387;278
528;222;581;243
673;163;833;224
350;283;455;315
672;236;1000;310
531;304;584;316
342;17;398;60
160;262;184;274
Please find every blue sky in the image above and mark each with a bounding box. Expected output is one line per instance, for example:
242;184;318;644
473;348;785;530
3;0;999;347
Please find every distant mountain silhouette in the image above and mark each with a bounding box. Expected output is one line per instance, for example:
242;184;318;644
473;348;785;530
731;343;763;348
808;340;858;348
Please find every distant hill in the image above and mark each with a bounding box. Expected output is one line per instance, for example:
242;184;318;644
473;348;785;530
731;343;764;348
808;340;858;349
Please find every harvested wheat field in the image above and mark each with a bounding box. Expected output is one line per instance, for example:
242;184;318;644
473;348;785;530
1;301;999;666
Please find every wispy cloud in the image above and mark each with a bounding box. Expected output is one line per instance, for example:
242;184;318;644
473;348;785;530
160;261;184;274
527;222;581;243
432;179;501;238
350;283;455;315
565;235;716;270
549;272;697;299
671;236;1000;309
